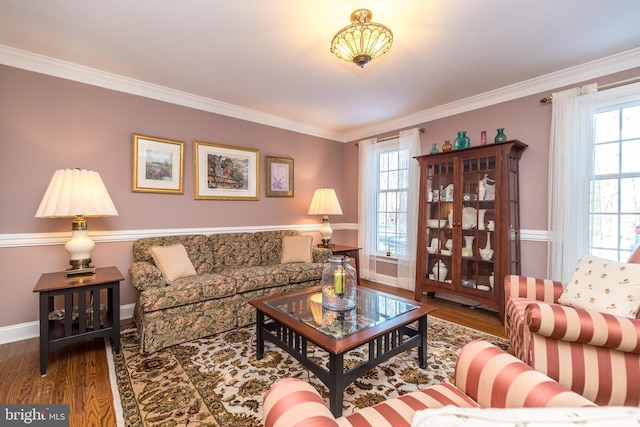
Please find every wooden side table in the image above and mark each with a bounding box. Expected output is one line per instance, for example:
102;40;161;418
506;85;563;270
328;245;362;285
33;266;124;375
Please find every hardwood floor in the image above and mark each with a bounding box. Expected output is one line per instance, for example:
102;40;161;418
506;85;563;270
0;336;117;426
362;279;506;339
0;280;505;427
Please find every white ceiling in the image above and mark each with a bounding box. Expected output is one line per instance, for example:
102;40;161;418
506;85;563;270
1;0;640;142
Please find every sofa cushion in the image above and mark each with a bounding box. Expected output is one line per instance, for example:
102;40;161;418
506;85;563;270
208;232;261;272
558;254;640;318
411;406;640;427
136;272;237;312
281;235;313;263
133;234;214;274
151;244;197;283
255;230;300;265
279;262;324;284
224;265;290;293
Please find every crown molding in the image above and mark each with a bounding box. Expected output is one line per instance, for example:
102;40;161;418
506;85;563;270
2;44;639;144
345;47;640;142
0;45;344;142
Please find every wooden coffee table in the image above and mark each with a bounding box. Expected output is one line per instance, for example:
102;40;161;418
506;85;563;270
249;286;437;416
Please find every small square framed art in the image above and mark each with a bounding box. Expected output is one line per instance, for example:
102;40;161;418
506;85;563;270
132;134;184;194
266;156;294;197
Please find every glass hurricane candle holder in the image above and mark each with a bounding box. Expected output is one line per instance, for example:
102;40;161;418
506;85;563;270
322;255;357;311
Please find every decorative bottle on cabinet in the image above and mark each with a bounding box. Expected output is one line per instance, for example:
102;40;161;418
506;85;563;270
454;131;470;149
494;128;507;142
414;140;527;322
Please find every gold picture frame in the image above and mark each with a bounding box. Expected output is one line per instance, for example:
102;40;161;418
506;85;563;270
132;134;184;194
266;156;294;197
193;140;260;200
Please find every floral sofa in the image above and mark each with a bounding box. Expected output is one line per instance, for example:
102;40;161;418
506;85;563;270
263;339;612;427
129;230;331;354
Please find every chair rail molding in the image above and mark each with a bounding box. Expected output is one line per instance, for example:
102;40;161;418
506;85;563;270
0;225;545;248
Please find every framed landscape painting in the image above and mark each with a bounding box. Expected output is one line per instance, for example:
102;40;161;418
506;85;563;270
266;156;294;197
132;134;184;194
193;140;260;200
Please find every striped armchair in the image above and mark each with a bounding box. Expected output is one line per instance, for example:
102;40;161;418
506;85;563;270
263;340;594;427
505;274;640;406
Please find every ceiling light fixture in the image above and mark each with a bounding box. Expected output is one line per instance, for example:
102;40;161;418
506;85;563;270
330;9;393;68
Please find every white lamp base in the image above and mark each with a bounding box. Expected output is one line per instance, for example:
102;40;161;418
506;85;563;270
64;216;96;276
317;215;335;248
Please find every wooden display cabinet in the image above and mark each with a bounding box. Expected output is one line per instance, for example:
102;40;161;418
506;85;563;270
414;140;527;321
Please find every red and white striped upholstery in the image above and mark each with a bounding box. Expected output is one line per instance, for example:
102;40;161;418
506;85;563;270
505;275;564;362
505;274;640;406
263;340;594;427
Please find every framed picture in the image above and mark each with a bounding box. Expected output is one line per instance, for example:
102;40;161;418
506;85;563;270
266;156;294;197
193;140;260;200
132;134;184;194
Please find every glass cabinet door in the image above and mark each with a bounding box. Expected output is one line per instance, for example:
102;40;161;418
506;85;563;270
415;141;526;322
460;154;497;294
425;160;454;284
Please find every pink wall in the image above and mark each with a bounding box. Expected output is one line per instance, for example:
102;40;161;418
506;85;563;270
2;63;640;331
342;67;640;282
0;64;346;327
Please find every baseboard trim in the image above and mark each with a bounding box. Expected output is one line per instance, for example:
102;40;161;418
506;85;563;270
0;303;135;345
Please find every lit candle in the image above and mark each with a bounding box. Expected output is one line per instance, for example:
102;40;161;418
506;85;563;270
334;267;345;296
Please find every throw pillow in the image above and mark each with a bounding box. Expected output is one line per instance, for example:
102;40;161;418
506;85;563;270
557;254;640;318
151;244;197;284
281;235;313;263
411;406;640;427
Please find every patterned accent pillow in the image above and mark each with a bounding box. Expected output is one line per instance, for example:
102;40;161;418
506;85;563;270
281;235;313;263
151;244;197;284
558;254;640;318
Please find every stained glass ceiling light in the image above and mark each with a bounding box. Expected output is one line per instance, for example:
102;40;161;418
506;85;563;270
330;9;393;68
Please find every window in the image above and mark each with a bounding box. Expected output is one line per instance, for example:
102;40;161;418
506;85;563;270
590;87;640;261
376;139;409;256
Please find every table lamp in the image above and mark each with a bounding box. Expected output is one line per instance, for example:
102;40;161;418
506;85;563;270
35;169;118;276
307;188;343;248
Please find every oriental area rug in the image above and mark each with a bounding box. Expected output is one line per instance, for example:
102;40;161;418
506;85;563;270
109;317;508;427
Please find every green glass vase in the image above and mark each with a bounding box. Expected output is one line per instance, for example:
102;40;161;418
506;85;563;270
454;131;470;150
494;128;507;142
429;143;439;154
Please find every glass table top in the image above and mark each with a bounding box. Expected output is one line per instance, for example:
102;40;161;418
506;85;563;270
264;287;420;340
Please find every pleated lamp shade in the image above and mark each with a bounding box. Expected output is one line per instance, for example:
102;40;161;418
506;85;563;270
35;169;118;218
307;188;343;216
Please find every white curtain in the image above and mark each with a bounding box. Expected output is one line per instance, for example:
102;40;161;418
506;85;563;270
397;128;421;290
547;83;597;281
358;137;378;281
357;128;421;289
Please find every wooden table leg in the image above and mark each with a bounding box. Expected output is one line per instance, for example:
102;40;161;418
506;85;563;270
418;316;427;369
39;292;50;375
327;352;345;417
256;311;265;360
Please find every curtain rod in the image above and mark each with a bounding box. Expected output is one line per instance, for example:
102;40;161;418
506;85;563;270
355;128;425;145
539;76;640;104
